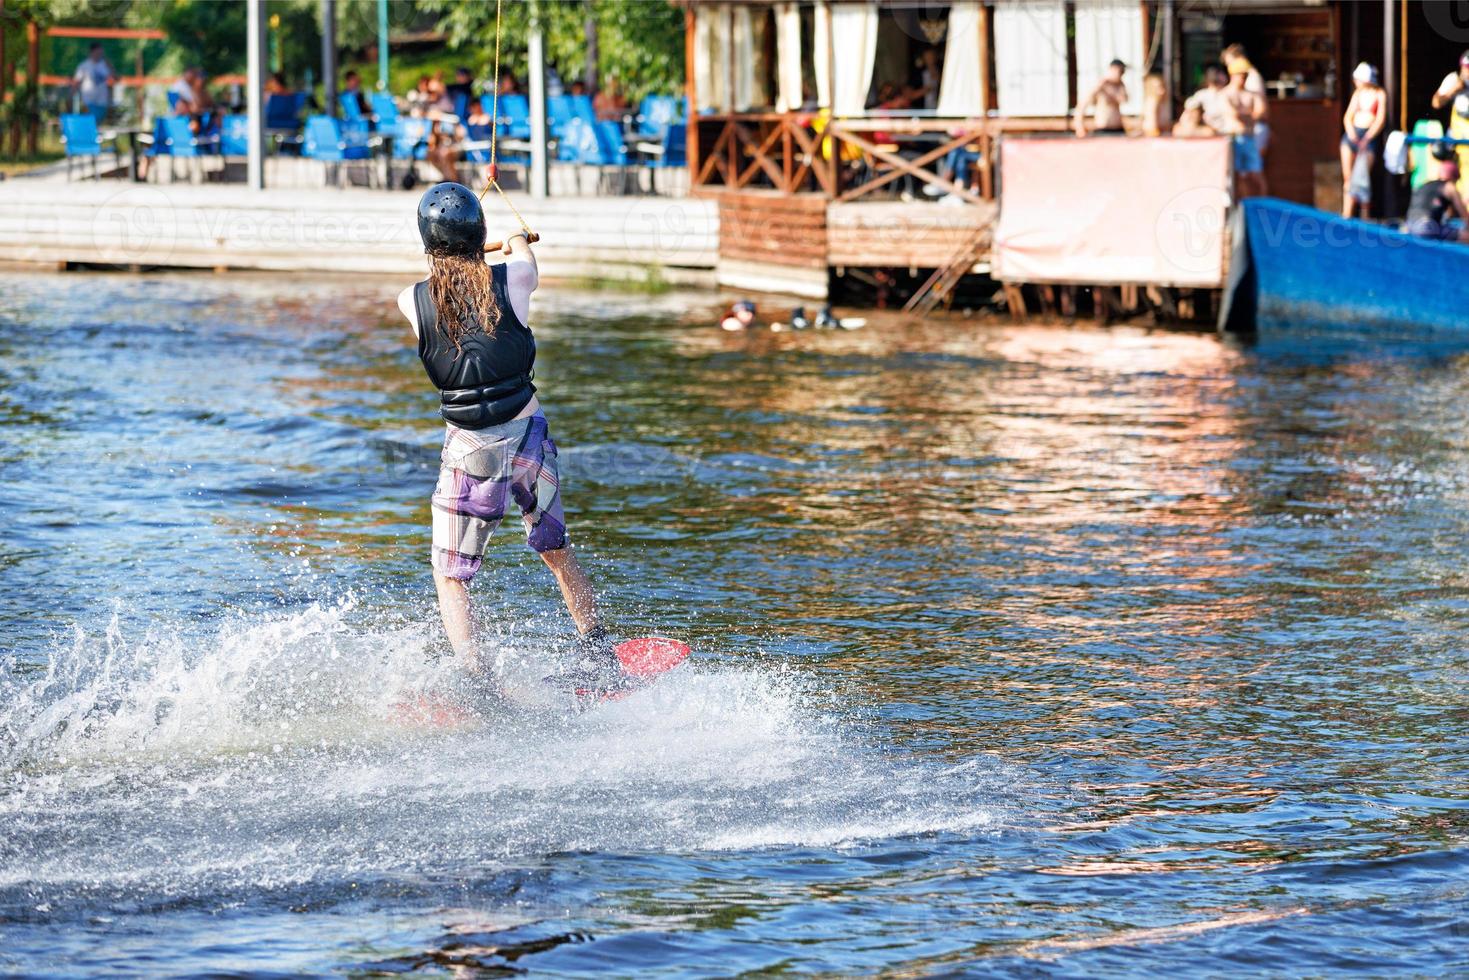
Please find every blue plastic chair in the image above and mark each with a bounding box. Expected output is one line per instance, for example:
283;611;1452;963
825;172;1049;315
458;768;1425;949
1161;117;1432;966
371;92;399;126
304;114;373;187
547;94;575;139
339;92;366;122
644;122;686;195
593;120;628;166
60;113;106;180
393;117;432;160
569;94;596;124
452;91;470;123
463;122;493;164
220;114;250;156
265;92;304;129
665;123;688;166
163;116;206;157
153;115;218;181
635;94;678;139
484;93;530;139
556;115;598;163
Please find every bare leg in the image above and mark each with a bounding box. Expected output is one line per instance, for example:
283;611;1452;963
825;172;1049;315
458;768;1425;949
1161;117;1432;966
1340;141;1355;217
540;546;603;636
433;571;478;669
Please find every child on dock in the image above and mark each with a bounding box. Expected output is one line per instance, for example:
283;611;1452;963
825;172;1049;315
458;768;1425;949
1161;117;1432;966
396;182;619;691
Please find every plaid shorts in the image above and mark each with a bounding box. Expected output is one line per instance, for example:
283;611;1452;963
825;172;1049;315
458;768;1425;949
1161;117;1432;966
430;412;568;580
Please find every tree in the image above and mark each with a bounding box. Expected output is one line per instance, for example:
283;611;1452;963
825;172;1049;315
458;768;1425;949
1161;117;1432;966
419;0;683;102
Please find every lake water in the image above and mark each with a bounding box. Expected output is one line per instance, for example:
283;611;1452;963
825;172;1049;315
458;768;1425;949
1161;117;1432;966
1;271;1467;976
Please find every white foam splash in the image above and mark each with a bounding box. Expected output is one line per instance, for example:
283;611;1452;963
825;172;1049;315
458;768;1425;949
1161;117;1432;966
0;602;1018;907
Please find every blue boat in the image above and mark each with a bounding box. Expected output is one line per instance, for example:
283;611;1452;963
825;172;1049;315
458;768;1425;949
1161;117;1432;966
1218;197;1469;347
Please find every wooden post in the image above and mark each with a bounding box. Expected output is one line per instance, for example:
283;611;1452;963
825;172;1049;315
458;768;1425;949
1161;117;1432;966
978;3;992;115
134;45;144;121
685;5;699;185
1383;0;1397;215
1161;0;1175;109
1399;0;1407;129
0;0;8;129
26;16;38;155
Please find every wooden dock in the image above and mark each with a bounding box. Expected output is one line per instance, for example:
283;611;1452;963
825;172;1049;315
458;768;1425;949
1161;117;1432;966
710;189;995;300
0;177;719;286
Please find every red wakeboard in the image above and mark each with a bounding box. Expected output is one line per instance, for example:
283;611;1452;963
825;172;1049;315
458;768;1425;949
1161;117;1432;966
390;636;690;726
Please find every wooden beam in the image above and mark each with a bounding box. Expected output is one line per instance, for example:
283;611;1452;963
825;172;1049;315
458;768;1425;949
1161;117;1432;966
45;26;167;40
26;16;38;155
978;3;992;114
685;5;699;183
830;126;987;205
831;128;983;202
733;119;785;188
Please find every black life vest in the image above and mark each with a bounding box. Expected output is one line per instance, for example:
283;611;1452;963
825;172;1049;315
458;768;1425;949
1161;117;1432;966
415;262;536;429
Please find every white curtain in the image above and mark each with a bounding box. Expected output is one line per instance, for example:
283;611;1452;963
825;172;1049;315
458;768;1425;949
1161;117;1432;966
830;1;879;115
936;2;984;117
1075;1;1145;116
993;2;1068;117
814;1;831;109
695;3;729;112
775;3;804;112
732;5;768;110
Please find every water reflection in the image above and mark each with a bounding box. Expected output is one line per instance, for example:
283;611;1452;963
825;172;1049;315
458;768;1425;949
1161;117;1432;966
2;272;1468;974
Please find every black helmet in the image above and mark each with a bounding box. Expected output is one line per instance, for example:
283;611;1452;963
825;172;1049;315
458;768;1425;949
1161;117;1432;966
1432;140;1457;162
417;182;485;256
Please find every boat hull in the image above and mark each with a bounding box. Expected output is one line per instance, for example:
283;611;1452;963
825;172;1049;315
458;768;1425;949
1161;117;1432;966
1219;197;1469;347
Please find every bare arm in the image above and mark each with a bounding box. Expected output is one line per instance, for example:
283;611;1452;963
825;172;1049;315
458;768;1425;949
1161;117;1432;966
1074;82;1101;135
1447;184;1469;224
502;234;539;326
1433;73;1462;110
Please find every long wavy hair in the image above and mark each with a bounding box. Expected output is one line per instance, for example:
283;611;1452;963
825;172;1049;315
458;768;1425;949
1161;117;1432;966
427;252;500;351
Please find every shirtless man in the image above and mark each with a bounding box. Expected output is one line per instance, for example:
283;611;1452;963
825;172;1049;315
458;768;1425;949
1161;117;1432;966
1219;59;1267;198
1431;51;1469;199
1075;60;1128;137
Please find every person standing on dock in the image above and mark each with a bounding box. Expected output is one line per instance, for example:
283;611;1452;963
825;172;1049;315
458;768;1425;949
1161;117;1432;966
1431;51;1469;201
1220;59;1267;199
1222;44;1270;192
71;44;115;126
396;183;620;691
1340;63;1387;220
1074;60;1128;137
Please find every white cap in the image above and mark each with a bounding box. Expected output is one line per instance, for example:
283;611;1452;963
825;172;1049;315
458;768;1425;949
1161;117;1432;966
1353;62;1378;85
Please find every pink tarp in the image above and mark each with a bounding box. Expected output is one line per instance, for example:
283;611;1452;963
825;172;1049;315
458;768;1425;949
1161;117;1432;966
993;137;1232;287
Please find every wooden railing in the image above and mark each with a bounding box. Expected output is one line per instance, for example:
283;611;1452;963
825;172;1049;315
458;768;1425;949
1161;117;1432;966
692;112;1070;203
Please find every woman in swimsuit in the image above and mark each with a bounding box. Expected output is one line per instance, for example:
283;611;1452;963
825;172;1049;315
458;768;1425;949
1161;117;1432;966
1341;62;1387;219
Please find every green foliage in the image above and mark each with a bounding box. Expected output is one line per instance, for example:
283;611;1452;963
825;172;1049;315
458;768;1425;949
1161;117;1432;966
155;0;246;75
419;0;684;102
3;0;682;102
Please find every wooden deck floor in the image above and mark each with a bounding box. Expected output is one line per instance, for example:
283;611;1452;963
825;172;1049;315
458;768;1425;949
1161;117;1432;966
0;176;718;285
712;190;995;299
